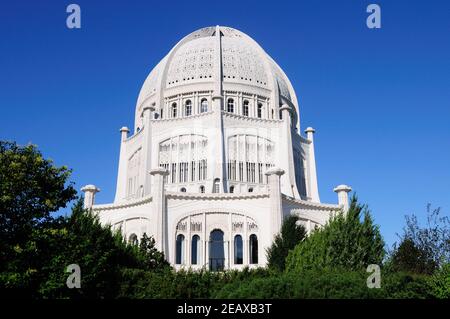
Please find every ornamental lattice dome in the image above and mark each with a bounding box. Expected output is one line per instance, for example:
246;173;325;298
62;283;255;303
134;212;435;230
135;26;300;127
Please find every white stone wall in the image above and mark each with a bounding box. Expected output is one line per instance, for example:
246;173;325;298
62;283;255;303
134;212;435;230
93;190;341;270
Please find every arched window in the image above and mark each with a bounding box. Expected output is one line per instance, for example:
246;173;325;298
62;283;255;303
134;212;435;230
176;234;185;264
200;99;208;113
248;187;253;193
209;229;225;271
229;186;235;193
213;178;220;193
243;100;249;116
234;235;243;264
128;233;138;245
249;234;258;264
257;103;263;118
199;185;205;193
227;98;234;113
180;187;186;193
185;100;192;116
191;235;201;265
172;103;177;118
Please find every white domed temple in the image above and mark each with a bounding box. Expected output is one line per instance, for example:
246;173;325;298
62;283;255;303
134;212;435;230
82;26;352;270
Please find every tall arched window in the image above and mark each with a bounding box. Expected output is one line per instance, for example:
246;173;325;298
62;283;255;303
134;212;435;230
229;185;235;193
243;100;249;116
191;235;201;265
209;229;225;271
185;100;192;116
227;98;234;113
200;99;208;113
199;185;205;193
249;234;258;264
176;234;185;264
257;103;263;118
129;233;138;245
172;103;177;118
213;178;220;193
234;235;243;264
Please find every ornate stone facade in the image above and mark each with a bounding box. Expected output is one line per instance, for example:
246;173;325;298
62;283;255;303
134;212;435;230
82;26;352;270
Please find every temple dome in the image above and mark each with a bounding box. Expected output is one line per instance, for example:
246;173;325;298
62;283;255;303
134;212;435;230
135;26;299;120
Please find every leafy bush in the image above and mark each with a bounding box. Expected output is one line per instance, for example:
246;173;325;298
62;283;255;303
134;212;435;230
214;269;384;299
428;263;450;299
119;267;272;298
389;238;437;275
286;196;384;273
1;198;170;298
380;271;432;299
388;205;450;274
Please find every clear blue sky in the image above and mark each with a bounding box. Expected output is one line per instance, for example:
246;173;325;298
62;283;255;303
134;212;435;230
1;0;449;247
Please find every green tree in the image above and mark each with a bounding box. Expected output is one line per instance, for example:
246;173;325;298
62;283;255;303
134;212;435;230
390;238;437;275
0;141;170;298
389;205;450;274
0;141;76;291
0;142;76;245
286;195;385;273
36;199;171;298
138;233;170;271
266;215;306;271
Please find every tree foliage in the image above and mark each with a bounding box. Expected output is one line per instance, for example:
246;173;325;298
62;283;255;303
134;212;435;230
389;205;450;274
390;238;437;275
286;195;385;273
0;141;77;268
214;268;434;299
1;198;170;298
0;141;169;298
427;263;450;299
39;200;170;298
266;215;306;271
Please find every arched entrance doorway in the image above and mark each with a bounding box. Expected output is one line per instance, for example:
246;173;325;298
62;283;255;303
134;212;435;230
209;229;225;271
